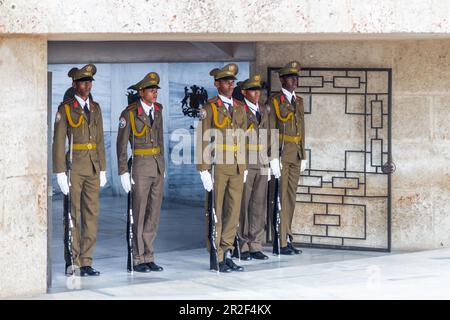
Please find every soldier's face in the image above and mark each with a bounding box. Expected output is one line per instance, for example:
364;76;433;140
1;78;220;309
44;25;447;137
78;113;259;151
215;79;234;98
242;89;261;105
73;80;92;99
280;75;298;92
139;88;158;104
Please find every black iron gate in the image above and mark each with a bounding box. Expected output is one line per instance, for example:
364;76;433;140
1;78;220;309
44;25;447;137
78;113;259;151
267;67;392;252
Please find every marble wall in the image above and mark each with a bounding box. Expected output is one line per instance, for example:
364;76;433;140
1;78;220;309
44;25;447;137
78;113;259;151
2;1;450;36
255;40;450;251
0;37;48;298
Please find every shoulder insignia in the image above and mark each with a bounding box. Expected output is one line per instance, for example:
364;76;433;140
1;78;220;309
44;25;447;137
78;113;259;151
198;108;207;120
119;116;127;129
126;102;138;111
154;102;163;111
207;96;219;103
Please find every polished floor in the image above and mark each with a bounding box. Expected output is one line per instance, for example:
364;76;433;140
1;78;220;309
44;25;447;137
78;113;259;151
39;196;450;300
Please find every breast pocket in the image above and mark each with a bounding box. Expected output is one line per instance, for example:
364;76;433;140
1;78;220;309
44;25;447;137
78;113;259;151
234;111;245;129
280;103;291;118
91;117;99;139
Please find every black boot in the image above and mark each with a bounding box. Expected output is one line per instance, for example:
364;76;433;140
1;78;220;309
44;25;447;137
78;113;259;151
240;251;252;261
250;251;269;260
80;266;100;276
288;242;302;254
133;263;151;273
280;246;295;255
225;258;244;271
218;261;232;273
147;262;164;271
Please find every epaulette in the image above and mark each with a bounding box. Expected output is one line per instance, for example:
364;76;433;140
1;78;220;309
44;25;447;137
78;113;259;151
207;96;219;103
154;102;163;111
61;97;77;108
126;101;138;111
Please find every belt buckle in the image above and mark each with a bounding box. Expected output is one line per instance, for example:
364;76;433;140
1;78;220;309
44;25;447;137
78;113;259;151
87;143;92;150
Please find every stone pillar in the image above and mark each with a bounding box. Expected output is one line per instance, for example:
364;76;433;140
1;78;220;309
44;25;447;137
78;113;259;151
0;36;48;298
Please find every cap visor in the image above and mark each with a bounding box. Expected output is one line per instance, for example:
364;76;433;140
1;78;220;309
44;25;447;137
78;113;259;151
216;75;237;81
142;85;160;90
280;73;299;78
76;77;94;82
244;86;262;91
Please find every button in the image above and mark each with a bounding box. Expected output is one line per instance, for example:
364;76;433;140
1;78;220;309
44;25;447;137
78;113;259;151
87;143;92;150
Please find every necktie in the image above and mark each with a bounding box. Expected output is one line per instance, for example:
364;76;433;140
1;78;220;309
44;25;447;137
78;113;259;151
291;96;296;108
148;108;154;126
225;102;233;116
83;103;90;123
255;109;261;124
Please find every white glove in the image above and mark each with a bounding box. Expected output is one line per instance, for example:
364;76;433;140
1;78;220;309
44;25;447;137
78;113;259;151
199;170;213;192
56;172;70;195
100;171;107;187
270;158;281;179
120;172;135;193
243;170;248;183
267;168;271;181
301;160;308;172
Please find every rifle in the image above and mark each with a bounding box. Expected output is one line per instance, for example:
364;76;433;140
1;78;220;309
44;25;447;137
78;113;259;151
207;164;219;272
64;132;76;276
272;123;286;255
126;136;135;273
233;233;241;261
272;175;281;255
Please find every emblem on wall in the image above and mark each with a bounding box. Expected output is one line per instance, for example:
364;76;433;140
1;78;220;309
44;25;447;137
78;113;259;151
181;85;208;119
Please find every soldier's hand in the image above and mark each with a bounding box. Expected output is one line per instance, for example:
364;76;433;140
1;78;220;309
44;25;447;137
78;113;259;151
267;168;271;182
199;170;213;192
56;172;70;195
270;158;281;179
243;170;248;183
301;160;308;172
120;172;133;193
100;171;107;187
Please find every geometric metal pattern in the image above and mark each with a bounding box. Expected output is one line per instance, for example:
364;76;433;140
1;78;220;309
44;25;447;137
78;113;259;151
267;67;392;252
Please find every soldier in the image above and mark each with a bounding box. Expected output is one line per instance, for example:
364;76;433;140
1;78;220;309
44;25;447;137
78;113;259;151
53;64;107;276
117;72;165;273
197;63;247;273
235;74;271;261
268;61;308;255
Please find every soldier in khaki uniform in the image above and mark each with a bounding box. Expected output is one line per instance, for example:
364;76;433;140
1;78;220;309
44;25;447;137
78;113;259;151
236;75;271;261
117;72;165;273
53;64;107;276
268;61;308;255
197;63;247;273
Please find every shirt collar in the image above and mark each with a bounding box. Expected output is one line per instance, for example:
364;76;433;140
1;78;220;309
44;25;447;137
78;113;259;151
244;98;259;114
75;95;90;108
218;94;233;108
281;87;296;103
140;99;154;116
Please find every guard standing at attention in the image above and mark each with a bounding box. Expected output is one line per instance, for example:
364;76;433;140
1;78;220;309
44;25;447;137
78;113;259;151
53;64;107;276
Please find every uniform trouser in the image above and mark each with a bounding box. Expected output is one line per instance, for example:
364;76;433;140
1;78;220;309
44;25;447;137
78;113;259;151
131;173;164;266
64;171;100;267
205;170;244;262
238;168;268;253
280;161;301;247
